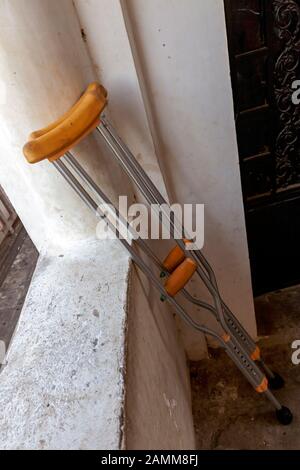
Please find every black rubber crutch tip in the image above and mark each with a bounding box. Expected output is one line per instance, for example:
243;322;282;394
269;371;285;390
276;406;293;425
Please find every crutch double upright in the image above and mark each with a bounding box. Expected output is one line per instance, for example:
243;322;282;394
23;83;293;425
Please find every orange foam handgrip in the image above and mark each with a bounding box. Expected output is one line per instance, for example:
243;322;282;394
23;82;108;164
164;258;197;296
163;245;185;272
162;239;192;272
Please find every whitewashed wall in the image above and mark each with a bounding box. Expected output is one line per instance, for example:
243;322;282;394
0;0;114;252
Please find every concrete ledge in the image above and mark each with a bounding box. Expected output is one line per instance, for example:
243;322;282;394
0;239;130;450
0;236;196;449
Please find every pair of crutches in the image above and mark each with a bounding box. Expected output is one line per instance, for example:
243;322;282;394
23;83;293;425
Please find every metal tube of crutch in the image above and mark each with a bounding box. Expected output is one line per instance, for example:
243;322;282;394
100;119;216;276
224;338;283;411
221;334;288;415
99;120;198;261
97;121;240;336
103;121;224;291
98;121;232;320
97;124;222;295
98;120;266;367
99;122;238;292
64;152;163;269
53;157;223;342
65;151;218;318
100;122;255;319
65;153;218;319
64;158;215;323
98;121;233;314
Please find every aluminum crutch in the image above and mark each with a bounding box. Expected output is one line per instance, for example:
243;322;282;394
98;117;280;386
53;155;285;420
23;82;293;425
97;118;287;392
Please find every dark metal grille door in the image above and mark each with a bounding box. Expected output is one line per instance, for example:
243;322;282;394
225;0;300;294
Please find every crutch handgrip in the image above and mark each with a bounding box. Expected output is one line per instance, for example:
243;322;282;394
164;258;197;296
162;239;192;272
23;82;108;164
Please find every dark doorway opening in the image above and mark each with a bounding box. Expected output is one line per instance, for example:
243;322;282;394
224;0;300;295
0;185;38;354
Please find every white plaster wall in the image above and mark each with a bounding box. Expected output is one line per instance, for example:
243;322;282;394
0;0;131;253
122;0;257;353
74;0;168;198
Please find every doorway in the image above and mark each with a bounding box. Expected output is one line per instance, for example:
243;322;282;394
224;0;300;294
0;185;38;353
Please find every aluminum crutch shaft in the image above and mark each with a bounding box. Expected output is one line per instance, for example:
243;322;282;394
53;157;223;343
63;152;217;319
98;120;259;357
53;156;283;413
97;122;228;321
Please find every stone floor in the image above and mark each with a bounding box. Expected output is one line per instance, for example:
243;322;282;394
0;228;38;350
191;286;300;450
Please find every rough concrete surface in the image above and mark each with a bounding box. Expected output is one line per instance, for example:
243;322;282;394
0;238;130;450
191;285;300;450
